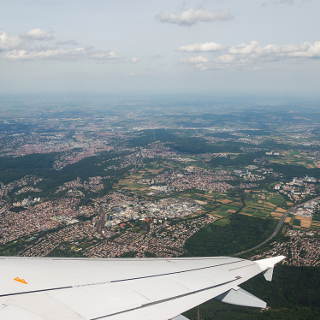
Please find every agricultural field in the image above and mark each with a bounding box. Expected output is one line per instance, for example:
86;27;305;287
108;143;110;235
269;150;319;169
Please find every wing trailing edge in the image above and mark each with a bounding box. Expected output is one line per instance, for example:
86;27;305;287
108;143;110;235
215;287;267;309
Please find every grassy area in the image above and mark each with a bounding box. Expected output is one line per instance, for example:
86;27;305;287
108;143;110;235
240;202;272;218
269;150;317;169
213;204;241;216
241;192;288;218
214;218;231;226
268;194;288;208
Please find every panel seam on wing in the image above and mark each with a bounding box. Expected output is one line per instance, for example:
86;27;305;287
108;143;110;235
89;277;241;320
0;260;245;298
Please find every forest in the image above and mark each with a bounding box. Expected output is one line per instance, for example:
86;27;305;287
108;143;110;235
185;266;320;320
184;215;276;257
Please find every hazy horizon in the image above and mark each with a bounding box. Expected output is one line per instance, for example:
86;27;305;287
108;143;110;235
0;0;319;97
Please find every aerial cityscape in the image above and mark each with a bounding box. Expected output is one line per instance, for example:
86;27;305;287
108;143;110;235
1;103;320;267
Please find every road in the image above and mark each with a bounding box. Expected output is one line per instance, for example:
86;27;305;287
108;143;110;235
233;196;320;257
233;212;287;257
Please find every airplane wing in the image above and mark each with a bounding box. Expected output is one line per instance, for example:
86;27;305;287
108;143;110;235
0;255;285;320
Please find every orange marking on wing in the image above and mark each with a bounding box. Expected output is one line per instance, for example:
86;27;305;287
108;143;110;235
14;277;28;285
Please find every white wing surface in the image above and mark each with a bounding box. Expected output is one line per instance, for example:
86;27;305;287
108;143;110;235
0;255;285;320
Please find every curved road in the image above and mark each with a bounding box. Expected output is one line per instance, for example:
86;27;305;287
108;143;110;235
233;196;320;257
232;212;288;257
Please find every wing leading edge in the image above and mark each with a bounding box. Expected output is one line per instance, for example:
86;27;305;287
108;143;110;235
0;255;285;320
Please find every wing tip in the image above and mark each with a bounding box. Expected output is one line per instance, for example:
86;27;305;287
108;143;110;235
255;255;285;269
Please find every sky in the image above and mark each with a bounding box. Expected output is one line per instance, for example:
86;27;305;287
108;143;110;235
0;0;319;97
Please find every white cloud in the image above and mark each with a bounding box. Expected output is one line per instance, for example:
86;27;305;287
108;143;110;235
157;8;233;26
1;29;124;63
183;55;209;64
22;28;54;41
228;41;320;59
5;47;87;60
286;41;320;57
229;41;260;55
90;50;119;60
179;42;224;52
216;54;235;63
5;47;122;61
182;56;209;71
0;31;20;51
181;40;320;70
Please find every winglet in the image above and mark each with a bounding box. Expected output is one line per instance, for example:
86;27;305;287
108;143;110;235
263;267;274;282
255;256;285;282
